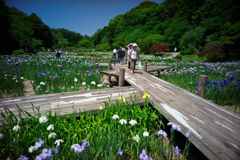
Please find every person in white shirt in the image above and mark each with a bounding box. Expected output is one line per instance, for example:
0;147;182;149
127;44;133;69
130;43;139;73
174;47;177;52
112;48;117;64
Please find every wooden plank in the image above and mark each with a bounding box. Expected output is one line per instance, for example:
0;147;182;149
0;87;141;123
146;65;170;72
122;68;240;160
100;70;119;77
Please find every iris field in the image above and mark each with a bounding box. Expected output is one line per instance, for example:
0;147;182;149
0;52;239;159
0;96;189;160
0;53;106;98
157;59;240;111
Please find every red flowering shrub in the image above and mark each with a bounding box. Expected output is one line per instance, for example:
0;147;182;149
150;43;170;55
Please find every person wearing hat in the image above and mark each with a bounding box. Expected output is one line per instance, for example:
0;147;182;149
130;43;139;73
127;43;133;69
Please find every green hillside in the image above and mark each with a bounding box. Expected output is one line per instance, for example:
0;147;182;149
92;0;240;61
0;0;91;54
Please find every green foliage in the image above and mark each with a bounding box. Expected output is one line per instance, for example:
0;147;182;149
202;42;226;62
159;61;240;109
140;34;165;53
78;38;93;48
0;101;187;160
164;18;190;48
31;39;42;51
0;0;86;54
8;8;34;50
1;0;240;59
180;27;206;55
51;28;84;48
92;0;240;60
29;13;54;49
52;31;69;48
0;54;106;97
96;43;111;51
12;49;25;55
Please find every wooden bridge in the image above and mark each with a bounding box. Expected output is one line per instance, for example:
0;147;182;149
112;65;240;160
0;64;240;160
0;87;139;122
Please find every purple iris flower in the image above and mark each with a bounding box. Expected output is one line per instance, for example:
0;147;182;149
174;146;181;157
71;144;85;153
139;149;152;160
223;79;229;86
35;139;44;149
17;155;29;160
117;148;123;156
71;140;90;153
35;148;52;160
81;140;90;148
157;129;167;138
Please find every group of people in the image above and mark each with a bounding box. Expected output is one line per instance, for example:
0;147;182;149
112;43;140;73
112;47;126;64
55;49;64;58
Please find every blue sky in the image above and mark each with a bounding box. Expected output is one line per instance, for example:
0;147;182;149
6;0;163;36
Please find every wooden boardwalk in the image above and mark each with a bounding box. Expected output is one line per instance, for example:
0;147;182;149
0;87;139;123
122;67;240;160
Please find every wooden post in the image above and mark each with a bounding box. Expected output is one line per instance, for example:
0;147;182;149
157;70;160;77
197;75;208;97
23;80;35;96
119;68;125;87
144;62;148;72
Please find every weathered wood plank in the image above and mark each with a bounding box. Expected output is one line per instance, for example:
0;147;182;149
122;67;240;160
146;65;170;73
0;87;141;123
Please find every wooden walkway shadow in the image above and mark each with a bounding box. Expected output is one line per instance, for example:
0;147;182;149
121;67;240;160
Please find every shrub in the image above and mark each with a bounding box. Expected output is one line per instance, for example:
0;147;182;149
78;39;93;48
180;27;206;55
202;42;227;62
139;34;165;53
12;49;25;55
96;43;111;51
149;43;170;55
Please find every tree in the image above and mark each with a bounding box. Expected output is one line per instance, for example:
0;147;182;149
180;27;206;54
52;31;69;48
52;28;83;47
29;13;54;49
8;7;34;51
78;38;93;48
0;0;12;53
139;34;165;53
96;43;110;51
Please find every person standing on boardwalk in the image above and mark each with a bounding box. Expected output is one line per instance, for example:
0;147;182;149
130;43;139;73
121;47;127;64
112;48;117;65
118;47;126;64
127;44;133;69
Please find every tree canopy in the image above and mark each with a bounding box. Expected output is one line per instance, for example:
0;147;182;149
92;0;240;60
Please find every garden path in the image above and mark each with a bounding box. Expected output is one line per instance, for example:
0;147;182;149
121;66;240;160
0;87;139;123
